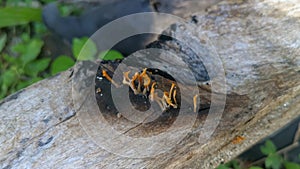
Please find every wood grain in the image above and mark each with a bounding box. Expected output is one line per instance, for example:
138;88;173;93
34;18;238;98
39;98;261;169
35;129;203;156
0;0;299;168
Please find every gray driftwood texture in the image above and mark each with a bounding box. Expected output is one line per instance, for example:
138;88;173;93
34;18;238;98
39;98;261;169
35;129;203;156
1;0;300;169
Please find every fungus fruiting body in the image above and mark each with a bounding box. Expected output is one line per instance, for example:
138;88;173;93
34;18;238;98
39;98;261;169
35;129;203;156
102;70;120;88
232;135;245;144
100;68;200;113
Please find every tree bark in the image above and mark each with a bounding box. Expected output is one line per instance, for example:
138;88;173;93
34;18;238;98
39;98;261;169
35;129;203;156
1;0;300;169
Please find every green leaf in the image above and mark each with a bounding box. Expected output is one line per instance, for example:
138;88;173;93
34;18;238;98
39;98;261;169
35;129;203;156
99;50;124;61
58;4;82;16
50;55;75;75
0;90;6;100
1;69;17;87
40;0;56;3
33;22;48;35
284;161;300;169
12;38;44;66
12;43;25;53
72;37;97;60
216;164;230;169
21;33;30;42
0;33;7;53
260;140;277;155
231;160;241;169
58;4;73;17
24;58;51;77
265;154;282;169
249;167;263;169
2;54;17;64
0;7;42;28
0;69;18;98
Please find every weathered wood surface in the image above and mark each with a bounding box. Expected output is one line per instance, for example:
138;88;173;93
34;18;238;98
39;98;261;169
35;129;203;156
1;0;300;169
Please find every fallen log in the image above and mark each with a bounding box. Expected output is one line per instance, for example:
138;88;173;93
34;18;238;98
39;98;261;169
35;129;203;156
0;0;299;169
